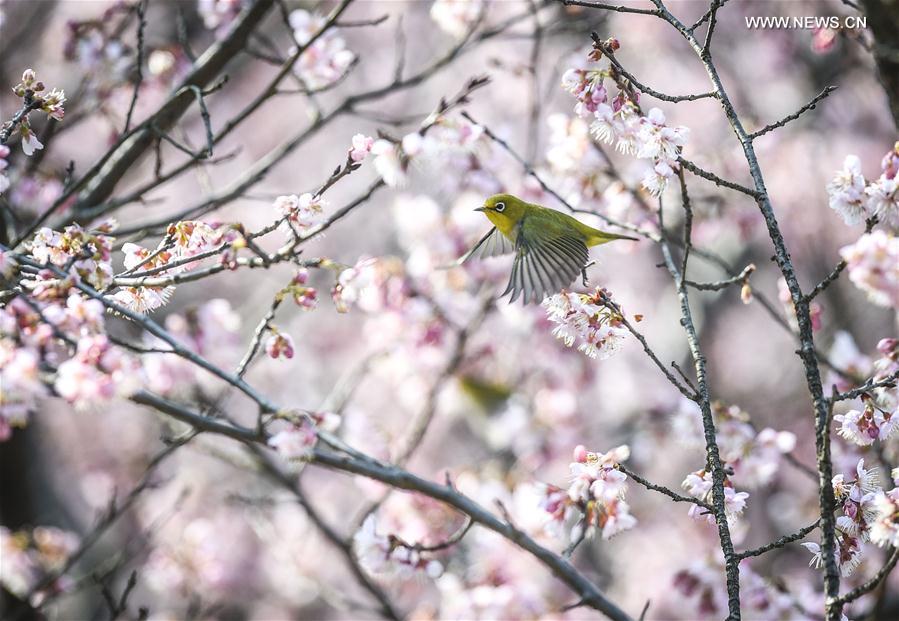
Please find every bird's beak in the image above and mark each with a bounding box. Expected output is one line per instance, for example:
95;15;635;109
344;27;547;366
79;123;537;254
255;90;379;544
474;206;486;212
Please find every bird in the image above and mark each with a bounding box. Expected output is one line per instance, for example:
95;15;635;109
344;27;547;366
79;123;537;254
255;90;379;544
460;193;637;304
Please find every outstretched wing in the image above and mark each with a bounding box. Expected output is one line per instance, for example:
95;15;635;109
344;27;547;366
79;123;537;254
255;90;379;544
458;227;515;264
503;217;589;304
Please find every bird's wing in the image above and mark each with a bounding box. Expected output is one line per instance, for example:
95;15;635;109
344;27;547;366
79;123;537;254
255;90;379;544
458;227;515;264
503;217;589;304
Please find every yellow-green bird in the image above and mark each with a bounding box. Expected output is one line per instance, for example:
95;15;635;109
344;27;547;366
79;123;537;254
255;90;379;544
461;193;637;304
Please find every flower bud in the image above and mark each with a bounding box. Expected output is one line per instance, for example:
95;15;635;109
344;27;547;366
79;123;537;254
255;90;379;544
573;445;588;463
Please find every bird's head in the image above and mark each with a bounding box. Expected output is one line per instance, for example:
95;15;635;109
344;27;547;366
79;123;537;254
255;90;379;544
475;193;526;228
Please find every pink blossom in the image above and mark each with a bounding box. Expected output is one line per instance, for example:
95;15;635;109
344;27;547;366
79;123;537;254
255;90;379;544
834;403;895;446
288;9;355;89
371;139;407;187
197;0;243;34
683;469;749;525
19;121;43;156
430;0;483;39
40;88;65;121
274;193;326;229
55;335;142;409
264;331;295;360
840;230;899;307
543;444;636;541
349;133;374;162
865;174;899;228
353;515;445;578
827;155;868;225
543;289;628;359
869;488;899;548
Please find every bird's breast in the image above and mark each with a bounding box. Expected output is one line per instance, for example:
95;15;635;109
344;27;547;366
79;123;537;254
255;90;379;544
485;212;517;240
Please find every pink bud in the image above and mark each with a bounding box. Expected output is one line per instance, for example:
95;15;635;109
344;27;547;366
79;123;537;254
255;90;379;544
573;445;588;463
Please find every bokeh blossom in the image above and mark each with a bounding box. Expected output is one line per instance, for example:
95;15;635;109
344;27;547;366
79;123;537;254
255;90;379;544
840;230;899;308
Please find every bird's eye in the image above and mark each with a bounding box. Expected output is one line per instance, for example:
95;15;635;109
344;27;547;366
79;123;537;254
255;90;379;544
495;202;505;212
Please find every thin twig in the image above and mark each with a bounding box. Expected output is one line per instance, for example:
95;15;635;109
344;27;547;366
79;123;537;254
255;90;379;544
123;0;148;133
749;86;838;140
736;520;820;560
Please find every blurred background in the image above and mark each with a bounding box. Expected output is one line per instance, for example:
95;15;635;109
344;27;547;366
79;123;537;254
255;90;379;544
1;0;897;619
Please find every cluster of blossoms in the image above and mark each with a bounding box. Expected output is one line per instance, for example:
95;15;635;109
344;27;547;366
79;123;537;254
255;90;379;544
542;288;628;359
832;336;898;447
561;46;689;196
280;269;318;311
543;114;647;226
115;219;223;313
64;3;132;83
331;257;406;314
1;264;146;415
835;394;896;446
827;144;899;227
831;144;899;308
0;526;79;606
353;515;444;579
267;411;340;461
27;221;115;289
264;328;295;360
538;445;636;542
804;460;881;576
430;0;483;38
840;230;899;308
9;69;66;156
370;116;500;193
682;469;749;526
673;555;799;619
144;513;260;599
288;9;355;89
55;334;142;410
273;193;326;230
869;468;899;548
673;399;797;488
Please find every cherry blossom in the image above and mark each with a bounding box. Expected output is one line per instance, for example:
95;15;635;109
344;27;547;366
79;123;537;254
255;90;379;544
264;329;295;360
371;139;408;188
869;488;899;548
682;469;749;525
827;155;868;225
0;526;79;605
288;9;355;89
197;0;244;34
834;399;896;446
543;289;628;359
349;133;374;162
430;0;483;39
539;444;636;542
353;515;444;578
55;335;143;409
840;230;899;308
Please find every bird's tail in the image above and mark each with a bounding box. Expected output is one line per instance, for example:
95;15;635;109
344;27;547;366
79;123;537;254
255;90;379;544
586;230;640;246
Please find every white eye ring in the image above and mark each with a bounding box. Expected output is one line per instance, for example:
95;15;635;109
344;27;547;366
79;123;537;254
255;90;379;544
494;202;505;212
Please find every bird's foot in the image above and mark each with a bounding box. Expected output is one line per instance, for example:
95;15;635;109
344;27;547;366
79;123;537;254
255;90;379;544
581;261;595;287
